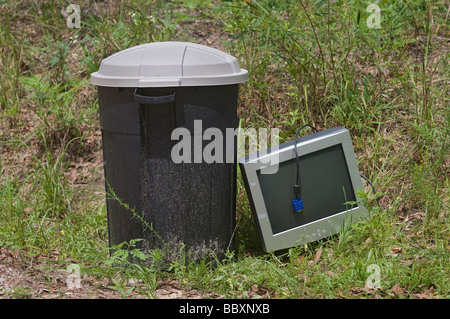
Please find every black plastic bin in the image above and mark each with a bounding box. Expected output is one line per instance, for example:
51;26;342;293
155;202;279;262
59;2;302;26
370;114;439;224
91;42;248;262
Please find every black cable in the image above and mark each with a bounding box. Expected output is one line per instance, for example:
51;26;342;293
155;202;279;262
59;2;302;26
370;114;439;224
292;124;318;212
360;173;380;208
293;124;318;209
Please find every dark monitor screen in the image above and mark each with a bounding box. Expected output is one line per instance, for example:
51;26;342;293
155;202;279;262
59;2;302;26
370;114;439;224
257;144;357;234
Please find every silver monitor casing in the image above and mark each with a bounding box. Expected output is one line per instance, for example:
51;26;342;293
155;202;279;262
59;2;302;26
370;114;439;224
238;127;369;252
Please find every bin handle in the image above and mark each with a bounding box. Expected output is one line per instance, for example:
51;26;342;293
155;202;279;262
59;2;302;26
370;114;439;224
133;89;176;105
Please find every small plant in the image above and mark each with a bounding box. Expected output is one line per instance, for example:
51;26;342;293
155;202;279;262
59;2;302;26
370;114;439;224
19;74;89;149
106;239;148;267
49;41;71;83
104;238;161;298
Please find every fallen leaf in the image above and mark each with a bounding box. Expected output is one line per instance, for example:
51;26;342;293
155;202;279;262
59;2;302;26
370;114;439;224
425;286;435;295
350;288;364;296
415;286;435;299
363;280;380;293
315;249;322;263
391;283;404;295
390;246;402;256
363;281;371;293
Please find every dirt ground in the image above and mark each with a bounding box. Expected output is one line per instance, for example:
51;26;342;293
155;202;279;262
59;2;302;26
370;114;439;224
0;247;221;299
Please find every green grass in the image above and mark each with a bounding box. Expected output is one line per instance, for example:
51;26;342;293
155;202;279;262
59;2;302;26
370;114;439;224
0;0;448;299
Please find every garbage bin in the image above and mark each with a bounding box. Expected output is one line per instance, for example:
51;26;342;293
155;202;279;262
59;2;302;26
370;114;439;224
91;42;248;262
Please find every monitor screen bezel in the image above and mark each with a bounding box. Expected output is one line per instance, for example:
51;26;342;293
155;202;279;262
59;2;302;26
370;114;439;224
238;127;369;252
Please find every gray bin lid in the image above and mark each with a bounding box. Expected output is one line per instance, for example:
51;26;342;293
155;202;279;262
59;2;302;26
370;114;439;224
90;41;248;87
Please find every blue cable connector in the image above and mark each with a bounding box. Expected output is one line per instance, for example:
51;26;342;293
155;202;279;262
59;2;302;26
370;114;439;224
292;198;304;212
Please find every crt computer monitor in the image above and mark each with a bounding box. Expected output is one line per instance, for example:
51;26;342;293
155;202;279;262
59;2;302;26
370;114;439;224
238;127;369;252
